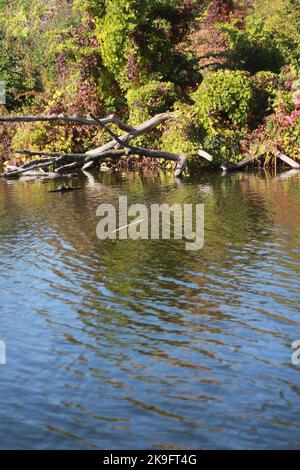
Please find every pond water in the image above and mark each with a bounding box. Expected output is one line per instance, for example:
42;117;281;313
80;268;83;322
0;169;300;449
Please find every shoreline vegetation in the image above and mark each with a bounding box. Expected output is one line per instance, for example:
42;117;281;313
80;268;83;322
0;111;299;178
0;0;299;177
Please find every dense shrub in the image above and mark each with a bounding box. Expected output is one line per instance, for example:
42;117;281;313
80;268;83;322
217;18;284;74
241;74;300;161
161;103;204;156
192;70;254;129
217;0;300;74
127;80;176;124
188;69;282;163
96;0;201;90
250;71;280;123
0;0;81;109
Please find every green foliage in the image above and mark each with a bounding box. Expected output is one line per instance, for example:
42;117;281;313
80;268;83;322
279;116;300;160
11;122;59;153
161;103;204;156
217;0;300;73
216;19;283;73
202;129;247;164
127;80;176;124
0;43;36;110
250;71;280;123
189;68;297;163
97;68;126;114
185;69;273;164
0;0;81;109
95;0;136;87
251;71;279;96
251;0;300;67
95;0;200;90
192;70;254;130
72;0;105;16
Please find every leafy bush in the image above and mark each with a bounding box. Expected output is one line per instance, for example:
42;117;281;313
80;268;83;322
217;0;300;73
187;69;270;164
161;103;204;156
192;70;254;130
250;71;280;122
95;0;201;90
127;80;176;124
202;129;247;164
252;0;300;67
243;74;300;161
95;0;136;87
217;17;284;73
0;0;81;108
264;76;300;160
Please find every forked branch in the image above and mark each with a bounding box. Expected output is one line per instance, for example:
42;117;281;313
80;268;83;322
0;111;191;178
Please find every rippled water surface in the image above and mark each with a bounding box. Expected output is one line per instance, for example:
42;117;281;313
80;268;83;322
0;169;300;449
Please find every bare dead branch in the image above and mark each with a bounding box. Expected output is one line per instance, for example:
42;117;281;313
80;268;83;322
85;112;175;157
273;151;300;169
1;111;188;178
220;155;257;171
16;150;86;159
0;113;135;132
197;149;214;162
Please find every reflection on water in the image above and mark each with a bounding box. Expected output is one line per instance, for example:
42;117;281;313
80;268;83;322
0;169;300;449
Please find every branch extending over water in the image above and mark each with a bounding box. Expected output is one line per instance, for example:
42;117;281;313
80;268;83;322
0;113;135;132
0;111;191;178
2;111;297;177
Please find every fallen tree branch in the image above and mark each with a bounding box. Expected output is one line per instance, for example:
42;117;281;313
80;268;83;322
55;162;85;174
221;149;300;172
90;113;187;176
21;157;58;168
197;149;214;162
16;150;86;160
85;112;175;157
220;155;257;171
0;113;135;132
81;150;127;170
2;154;81;178
1;111;192;177
90;113;130;147
16;150;79;157
272;150;300;169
